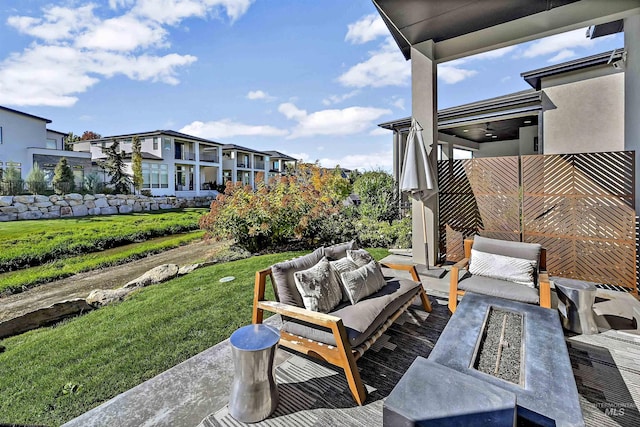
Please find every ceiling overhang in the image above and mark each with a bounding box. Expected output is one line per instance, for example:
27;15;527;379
373;0;640;63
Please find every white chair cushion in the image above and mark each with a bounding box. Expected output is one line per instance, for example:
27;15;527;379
469;249;536;288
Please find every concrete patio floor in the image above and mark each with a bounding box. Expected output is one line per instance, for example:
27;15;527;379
63;254;640;427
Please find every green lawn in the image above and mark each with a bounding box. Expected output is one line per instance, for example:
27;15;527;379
0;209;207;273
0;231;205;294
0;248;388;426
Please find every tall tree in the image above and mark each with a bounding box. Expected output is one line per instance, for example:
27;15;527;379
65;132;80;151
26;163;47;195
52;157;75;195
131;136;143;194
80;131;102;140
102;140;132;194
1;163;23;196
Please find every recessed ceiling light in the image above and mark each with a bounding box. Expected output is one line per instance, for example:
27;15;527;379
463;129;469;132
485;133;492;137
492;135;498;139
524;120;532;124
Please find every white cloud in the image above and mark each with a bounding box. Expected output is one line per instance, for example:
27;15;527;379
278;102;391;139
285;152;310;163
179;119;288;139
548;49;576;63
338;38;410;88
318;150;393;171
370;127;390;136
246;90;275;101
322;90;359;106
438;63;478;84
1;0;254;107
467;45;517;61
345;14;388;44
390;97;405;110
521;28;597;58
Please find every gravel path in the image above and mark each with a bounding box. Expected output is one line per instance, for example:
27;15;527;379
0;240;226;323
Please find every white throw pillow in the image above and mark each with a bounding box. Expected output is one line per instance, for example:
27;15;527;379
469;249;537;288
339;260;387;305
330;257;360;302
346;249;374;268
294;257;343;313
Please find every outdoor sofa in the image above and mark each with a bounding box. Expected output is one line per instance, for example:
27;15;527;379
448;235;552;313
252;241;431;405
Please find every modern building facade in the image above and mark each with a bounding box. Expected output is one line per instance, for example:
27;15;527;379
0;105;91;187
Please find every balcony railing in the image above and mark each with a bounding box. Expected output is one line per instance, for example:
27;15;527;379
175;152;195;161
237;160;251;168
254;161;265;169
199;153;219;162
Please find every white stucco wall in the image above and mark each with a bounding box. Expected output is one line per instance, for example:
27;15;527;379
474;139;520;158
0;109;48;178
542;69;624;154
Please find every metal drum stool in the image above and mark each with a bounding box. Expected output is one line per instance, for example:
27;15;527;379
229;324;280;423
552;277;599;335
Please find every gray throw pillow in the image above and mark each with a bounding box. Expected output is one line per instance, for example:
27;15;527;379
347;249;374;268
469;249;537;288
339;260;387;305
294;257;343;313
325;240;358;260
271;247;325;307
330;257;360;302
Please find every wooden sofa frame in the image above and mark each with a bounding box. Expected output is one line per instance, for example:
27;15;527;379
252;262;432;406
448;239;552;313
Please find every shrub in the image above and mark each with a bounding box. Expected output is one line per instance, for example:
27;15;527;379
26;163;47;195
1;164;24;196
52;158;75;195
83;172;103;194
353;170;399;223
354;216;412;248
200;164;350;252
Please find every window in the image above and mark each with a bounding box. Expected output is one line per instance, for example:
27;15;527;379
163;138;171;152
46;139;57;149
153;137;159;150
142;163;168;189
0;126;3;144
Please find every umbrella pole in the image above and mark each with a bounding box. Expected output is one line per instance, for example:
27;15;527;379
418;200;447;278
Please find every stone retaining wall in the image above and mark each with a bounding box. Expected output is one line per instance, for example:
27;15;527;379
0;194;215;221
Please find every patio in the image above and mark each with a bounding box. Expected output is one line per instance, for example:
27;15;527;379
63;257;640;427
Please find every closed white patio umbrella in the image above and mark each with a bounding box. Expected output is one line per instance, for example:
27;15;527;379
400;118;445;278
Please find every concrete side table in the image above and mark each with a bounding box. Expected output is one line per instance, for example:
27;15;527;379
552;277;599;335
229;324;280;423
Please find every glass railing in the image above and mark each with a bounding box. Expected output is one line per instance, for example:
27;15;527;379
254;161;265;169
199;153;219;162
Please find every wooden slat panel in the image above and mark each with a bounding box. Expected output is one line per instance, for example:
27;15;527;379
522;152;636;293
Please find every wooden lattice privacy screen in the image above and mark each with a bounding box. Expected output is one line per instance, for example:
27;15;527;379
438;152;637;292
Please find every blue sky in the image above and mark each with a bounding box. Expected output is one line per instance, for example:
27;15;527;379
0;0;624;170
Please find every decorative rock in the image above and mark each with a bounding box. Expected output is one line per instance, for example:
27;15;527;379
126;199;136;205
39;208;48;213
0;196;13;207
178;264;202;275
72;205;89;217
60;206;73;216
108;199;123;206
0;215;10;222
49;195;60;202
55;200;69;207
125;264;180;288
42;212;61;219
119;205;133;214
67;199;83;207
34;201;53;208
49;205;61;212
18;211;43;220
34;195;50;203
64;193;83;201
88;208;101;215
150;203;159;210
84;194;96;201
86;289;132;307
159;204;173;210
13;203;28;213
94;198;109;208
14;195;35;204
85;200;96;209
133;203;143;212
28;206;40;211
0;299;93;339
0;206;18;214
101;206;118;215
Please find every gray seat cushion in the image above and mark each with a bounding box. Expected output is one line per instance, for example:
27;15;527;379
472;235;541;263
458;275;539;304
271;247;325;308
282;278;420;348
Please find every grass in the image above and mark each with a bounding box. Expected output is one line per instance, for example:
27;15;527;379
0;231;205;294
0;209;207;272
0;248;389;426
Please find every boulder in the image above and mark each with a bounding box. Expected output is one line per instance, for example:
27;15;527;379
60;206;73;216
159;204;173;210
72;205;89;217
67;199;83;207
101;206;118;215
85;200;96;209
94;198;109;208
34;195;50;203
0;215;10;222
125;264;180;288
108;199;123;206
64;193;83;201
18;211;43;220
88;207;101;215
87;288;132;307
13;203;28;213
42;211;61;219
0;299;93;339
55;200;69;207
0;196;13;207
132;203;143;212
119;205;133;214
84;194;96;201
14;195;34;204
0;206;18;214
34;201;53;208
178;264;202;275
